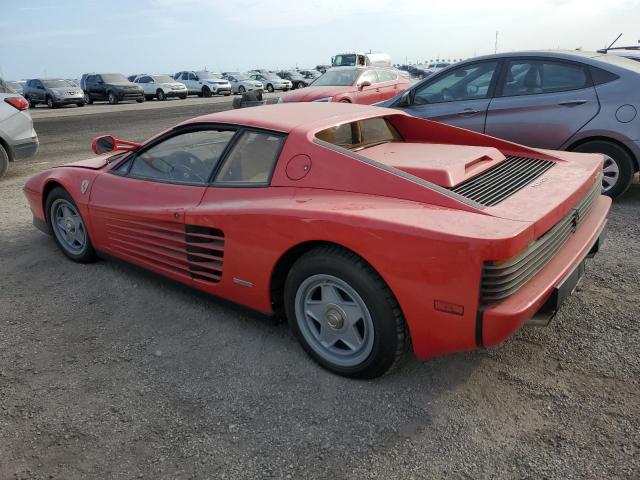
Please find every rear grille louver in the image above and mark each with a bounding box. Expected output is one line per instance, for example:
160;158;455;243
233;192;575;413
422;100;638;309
480;176;601;302
451;156;556;207
105;217;224;284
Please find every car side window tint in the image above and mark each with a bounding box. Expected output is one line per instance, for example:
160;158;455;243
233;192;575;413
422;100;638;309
360;70;379;84
128;129;236;185
215;131;284;185
86;75;95;84
378;70;396;82
188;73;196;80
501;60;589;97
413;61;498;105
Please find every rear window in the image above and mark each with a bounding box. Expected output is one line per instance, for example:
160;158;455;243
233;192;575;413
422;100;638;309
594;54;640;74
0;78;10;94
315;117;402;151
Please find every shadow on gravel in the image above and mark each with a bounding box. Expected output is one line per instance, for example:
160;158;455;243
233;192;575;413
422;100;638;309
1;228;481;479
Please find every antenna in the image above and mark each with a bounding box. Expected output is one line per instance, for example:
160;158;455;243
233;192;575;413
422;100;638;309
494;31;499;54
606;33;623;51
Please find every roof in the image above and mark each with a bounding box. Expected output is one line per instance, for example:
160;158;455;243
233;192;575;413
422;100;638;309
180;102;396;133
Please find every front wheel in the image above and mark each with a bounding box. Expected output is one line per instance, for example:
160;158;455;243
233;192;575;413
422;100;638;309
202;86;212;98
572;140;635;198
267;84;274;93
297;81;306;89
83;93;93;104
46;187;97;263
284;246;409;378
179;94;187;100
156;89;166;101
238;86;246;93
108;91;118;105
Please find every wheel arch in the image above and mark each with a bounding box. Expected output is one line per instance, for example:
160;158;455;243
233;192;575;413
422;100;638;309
269;240;401;319
0;134;13;161
566;135;639;172
42;180;66;222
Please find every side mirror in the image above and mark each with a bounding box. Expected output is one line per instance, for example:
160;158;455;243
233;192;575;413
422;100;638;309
193;76;199;81
358;80;372;91
92;135;141;155
396;89;412;107
37;85;45;90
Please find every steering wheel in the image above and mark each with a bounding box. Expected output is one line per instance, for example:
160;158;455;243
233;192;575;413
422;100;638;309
441;88;456;102
166;151;207;183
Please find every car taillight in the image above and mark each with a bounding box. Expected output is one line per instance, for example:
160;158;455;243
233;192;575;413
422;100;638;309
4;97;29;111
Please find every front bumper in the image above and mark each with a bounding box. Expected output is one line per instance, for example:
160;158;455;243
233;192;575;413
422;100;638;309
117;91;144;101
479;195;611;347
52;96;84;105
165;90;187;97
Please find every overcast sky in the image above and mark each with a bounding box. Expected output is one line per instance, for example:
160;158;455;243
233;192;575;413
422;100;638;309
1;0;639;79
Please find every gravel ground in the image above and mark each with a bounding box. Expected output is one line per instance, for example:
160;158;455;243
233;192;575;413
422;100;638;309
1;99;639;479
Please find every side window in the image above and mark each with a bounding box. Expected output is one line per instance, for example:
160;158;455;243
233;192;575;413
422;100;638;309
413;61;498;105
215;131;284;185
188;73;197;81
86;75;96;84
501;60;589;97
378;70;397;82
128;129;236;185
360;70;379;85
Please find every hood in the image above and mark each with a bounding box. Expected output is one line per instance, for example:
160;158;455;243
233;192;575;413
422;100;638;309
163;82;187;88
108;82;141;88
203;79;230;84
58;154;115;170
280;85;355;102
51;87;83;94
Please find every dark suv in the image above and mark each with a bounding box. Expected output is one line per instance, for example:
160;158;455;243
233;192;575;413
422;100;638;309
80;73;145;105
23;78;85;108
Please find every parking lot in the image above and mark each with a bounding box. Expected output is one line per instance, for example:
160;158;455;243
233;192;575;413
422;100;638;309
1;96;639;479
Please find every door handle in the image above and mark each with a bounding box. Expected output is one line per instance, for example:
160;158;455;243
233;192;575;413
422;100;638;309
456;108;480;116
558;100;587;107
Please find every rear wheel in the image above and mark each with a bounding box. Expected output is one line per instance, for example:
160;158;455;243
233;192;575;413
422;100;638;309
26;96;36;108
157;89;166;101
46;187;97;263
0;144;8;178
572;140;634;198
284;246;408;378
297;81;306;89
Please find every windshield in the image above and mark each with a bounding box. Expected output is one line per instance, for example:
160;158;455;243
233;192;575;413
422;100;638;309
234;75;250;81
197;71;218;79
263;74;282;80
311;69;359;86
101;74;128;83
152;75;175;83
333;54;357;67
5;81;21;92
286;72;304;80
43;79;74;88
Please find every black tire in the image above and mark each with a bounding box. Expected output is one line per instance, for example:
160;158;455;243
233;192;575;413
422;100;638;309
0;144;8;179
267;83;274;93
284;246;409;379
179;94;187;100
572;140;635;198
238;85;246;94
297;81;306;89
223;92;231;96
76;102;85;107
108;91;118;105
83;92;93;105
46;96;56;108
136;97;145;103
283;88;289;92
156;89;166;101
202;86;212;98
339;99;351;103
45;187;97;263
26;96;36;108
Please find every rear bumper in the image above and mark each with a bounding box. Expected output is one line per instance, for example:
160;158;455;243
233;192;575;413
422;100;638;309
479;195;611;347
11;136;39;161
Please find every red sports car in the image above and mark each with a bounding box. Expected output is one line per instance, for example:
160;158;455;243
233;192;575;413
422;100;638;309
24;103;609;378
277;66;411;105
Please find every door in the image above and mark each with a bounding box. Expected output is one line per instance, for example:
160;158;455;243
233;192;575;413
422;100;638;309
92;75;106;100
88;127;237;286
402;61;500;132
376;69;401;101
33;80;46;102
485;58;599;149
355;70;382;104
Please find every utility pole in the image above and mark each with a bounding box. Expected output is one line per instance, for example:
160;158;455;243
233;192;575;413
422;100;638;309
494;31;499;54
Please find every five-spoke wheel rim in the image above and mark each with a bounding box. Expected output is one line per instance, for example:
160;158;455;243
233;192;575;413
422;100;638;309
51;199;86;255
295;274;374;367
601;155;619;194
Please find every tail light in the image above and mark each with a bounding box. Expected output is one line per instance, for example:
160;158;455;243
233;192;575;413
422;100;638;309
4;97;29;111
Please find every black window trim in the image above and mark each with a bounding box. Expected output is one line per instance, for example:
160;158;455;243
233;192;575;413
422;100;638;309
109;123;287;189
408;59;504;105
495;56;593;98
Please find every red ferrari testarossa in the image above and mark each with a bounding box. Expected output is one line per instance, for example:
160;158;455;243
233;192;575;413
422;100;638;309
24;103;610;378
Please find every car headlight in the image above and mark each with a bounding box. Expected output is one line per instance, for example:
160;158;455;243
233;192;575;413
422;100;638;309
313;96;333;102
